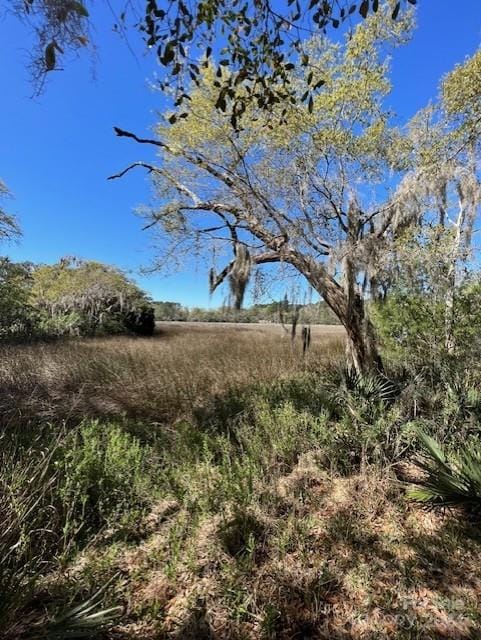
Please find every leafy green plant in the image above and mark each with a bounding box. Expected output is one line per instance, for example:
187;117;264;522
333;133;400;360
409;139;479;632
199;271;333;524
57;421;153;544
334;368;398;427
42;577;122;640
0;420;154;636
408;429;481;511
0;438;59;636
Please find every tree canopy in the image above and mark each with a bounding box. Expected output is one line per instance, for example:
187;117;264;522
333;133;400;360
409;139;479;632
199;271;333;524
9;0;415;124
0;180;21;242
30;257;155;336
111;5;481;371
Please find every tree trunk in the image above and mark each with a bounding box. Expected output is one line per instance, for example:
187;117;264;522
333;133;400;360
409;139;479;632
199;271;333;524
292;253;382;374
341;251;383;373
445;183;468;355
343;294;383;373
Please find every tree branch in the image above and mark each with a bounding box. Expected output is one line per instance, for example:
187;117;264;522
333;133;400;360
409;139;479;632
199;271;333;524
210;251;284;293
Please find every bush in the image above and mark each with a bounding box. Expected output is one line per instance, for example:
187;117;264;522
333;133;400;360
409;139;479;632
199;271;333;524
123;304;155;336
57;421;153;541
0;421;154;636
408;429;481;512
0;258;37;340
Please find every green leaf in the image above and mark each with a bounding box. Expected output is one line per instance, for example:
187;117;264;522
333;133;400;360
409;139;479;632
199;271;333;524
45;42;56;71
161;42;175;65
359;0;369;19
391;2;400;20
70;1;89;17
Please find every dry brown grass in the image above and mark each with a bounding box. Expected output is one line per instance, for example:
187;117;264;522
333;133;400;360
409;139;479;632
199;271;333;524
0;322;344;427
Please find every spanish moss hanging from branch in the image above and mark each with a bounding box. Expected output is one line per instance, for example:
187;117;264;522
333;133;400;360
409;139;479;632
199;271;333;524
228;243;251;310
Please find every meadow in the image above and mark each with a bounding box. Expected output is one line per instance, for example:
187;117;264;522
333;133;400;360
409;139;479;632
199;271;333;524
2;322;481;640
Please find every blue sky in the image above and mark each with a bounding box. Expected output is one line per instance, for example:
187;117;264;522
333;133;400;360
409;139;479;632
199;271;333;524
1;2;481;306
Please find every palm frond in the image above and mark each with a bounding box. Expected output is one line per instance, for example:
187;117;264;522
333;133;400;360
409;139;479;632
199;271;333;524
408;428;481;511
41;576;122;639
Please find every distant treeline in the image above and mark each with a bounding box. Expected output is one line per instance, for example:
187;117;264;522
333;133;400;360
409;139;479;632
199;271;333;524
153;299;340;324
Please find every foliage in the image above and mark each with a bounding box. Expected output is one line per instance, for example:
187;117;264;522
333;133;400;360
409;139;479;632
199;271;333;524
0;256;155;340
57;421;153;542
114;8;422;370
140;0;415;129
0;434;59;636
0;420;153;637
442;47;481;146
153;300;188;321
372;227;481;372
408;429;481;513
3;324;481;635
0;258;37;338
0;179;22;241
10;0;416;121
44;580;122;640
154;299;339;324
29;257;155;337
9;0;91;91
123;303;156;335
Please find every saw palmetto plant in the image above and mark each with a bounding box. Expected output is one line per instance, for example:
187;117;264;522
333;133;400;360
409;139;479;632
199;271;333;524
408;429;481;512
337;368;398;423
40;578;122;640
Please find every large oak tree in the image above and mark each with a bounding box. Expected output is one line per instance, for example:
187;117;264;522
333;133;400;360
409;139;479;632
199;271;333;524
111;8;415;371
111;5;481;372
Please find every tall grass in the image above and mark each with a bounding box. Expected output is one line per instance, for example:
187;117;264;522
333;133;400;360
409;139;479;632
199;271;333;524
0;324;344;429
4;323;481;638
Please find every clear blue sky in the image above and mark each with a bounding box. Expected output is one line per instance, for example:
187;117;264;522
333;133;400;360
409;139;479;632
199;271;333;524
1;2;481;306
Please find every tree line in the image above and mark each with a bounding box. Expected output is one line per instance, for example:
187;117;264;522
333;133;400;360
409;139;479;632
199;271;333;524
0;256;155;339
153;299;339;324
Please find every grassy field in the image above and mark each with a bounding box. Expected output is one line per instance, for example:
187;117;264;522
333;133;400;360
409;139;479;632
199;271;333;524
2;323;481;639
0;323;344;428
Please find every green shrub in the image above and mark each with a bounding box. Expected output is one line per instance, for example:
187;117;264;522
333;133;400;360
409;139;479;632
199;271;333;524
0;420;154;635
408;429;481;512
57;421;153;542
123;303;155;336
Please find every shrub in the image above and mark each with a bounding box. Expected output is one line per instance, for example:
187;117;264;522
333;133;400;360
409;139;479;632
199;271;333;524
57;421;153;542
0;258;37;340
0;420;154;636
123;303;156;336
30;258;155;338
407;429;481;512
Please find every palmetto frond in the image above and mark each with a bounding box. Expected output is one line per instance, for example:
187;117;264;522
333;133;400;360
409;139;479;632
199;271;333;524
408;428;481;511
